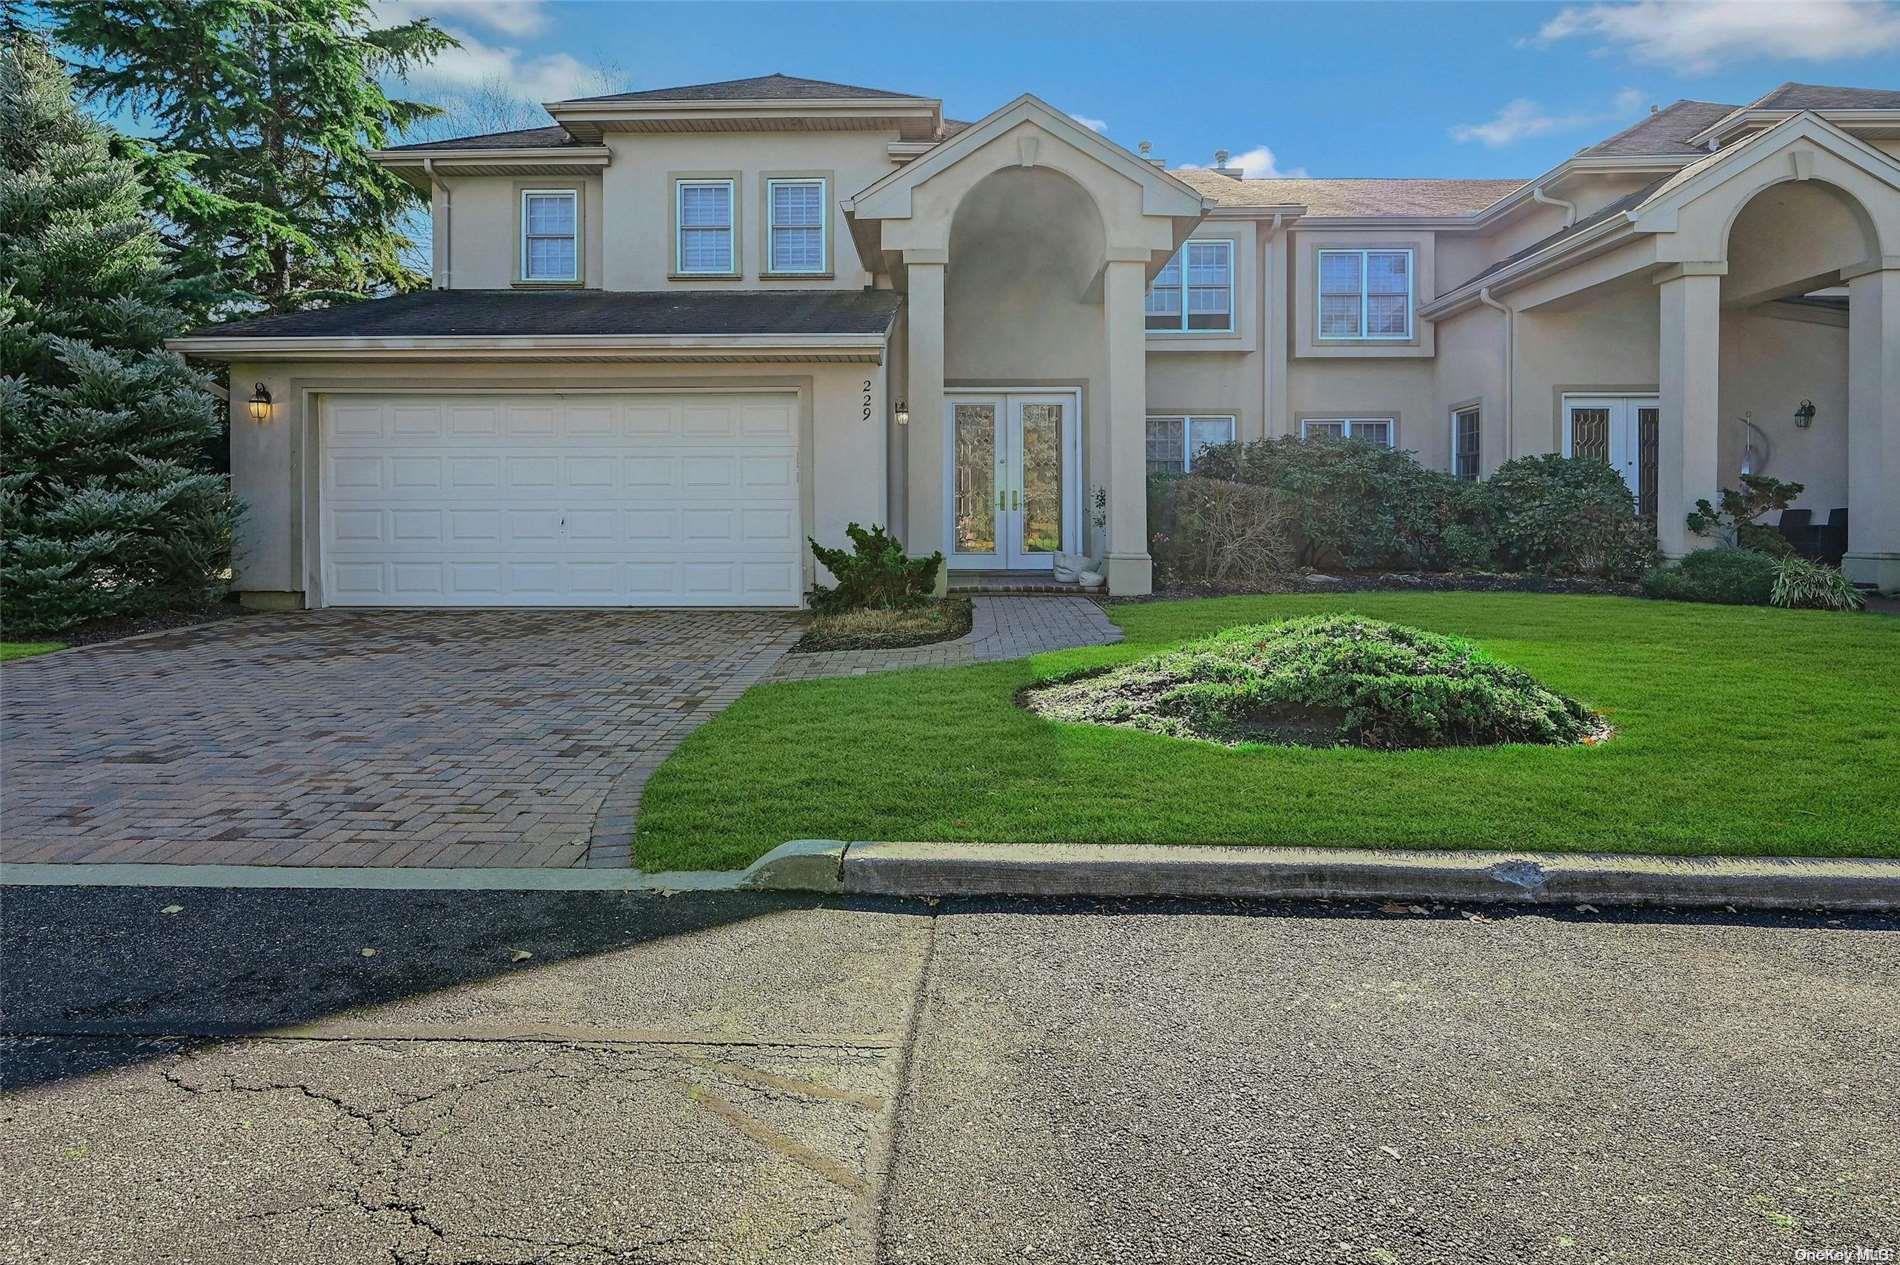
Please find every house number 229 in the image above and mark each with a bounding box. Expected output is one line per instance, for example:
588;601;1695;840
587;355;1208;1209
862;380;874;424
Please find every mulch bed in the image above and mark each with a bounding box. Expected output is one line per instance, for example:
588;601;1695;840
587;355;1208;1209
792;596;974;653
1139;570;1643;602
42;599;259;650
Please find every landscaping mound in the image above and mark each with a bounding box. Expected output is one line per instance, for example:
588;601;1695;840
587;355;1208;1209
1023;615;1605;750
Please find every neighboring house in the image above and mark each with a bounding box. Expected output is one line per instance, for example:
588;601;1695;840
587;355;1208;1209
169;76;1900;605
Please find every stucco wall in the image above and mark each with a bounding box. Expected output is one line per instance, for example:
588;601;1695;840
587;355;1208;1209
1718;307;1849;511
435;175;606;290
225;358;887;602
1513;276;1661;458
598;131;899;290
1431;303;1506;474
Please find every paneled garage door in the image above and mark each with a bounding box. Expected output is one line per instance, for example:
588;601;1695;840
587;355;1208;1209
319;391;801;606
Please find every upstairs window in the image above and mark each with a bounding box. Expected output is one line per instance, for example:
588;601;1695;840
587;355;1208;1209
1146;415;1237;476
767;178;826;274
1318;248;1413;340
676;179;735;274
1452;406;1481;480
520;190;577;282
1301;417;1394;447
1146;240;1234;333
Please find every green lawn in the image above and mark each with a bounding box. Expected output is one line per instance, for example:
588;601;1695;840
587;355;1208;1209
635;594;1900;871
1;641;65;663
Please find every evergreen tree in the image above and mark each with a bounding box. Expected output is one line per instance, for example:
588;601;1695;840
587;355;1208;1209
0;33;239;634
49;0;455;314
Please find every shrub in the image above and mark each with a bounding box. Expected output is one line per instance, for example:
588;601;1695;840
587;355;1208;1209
807;523;942;613
1191;436;1460;570
1641;547;1778;605
1024;615;1602;750
1686;475;1804;554
1149;476;1295;588
1480;455;1660;580
1770;556;1865;611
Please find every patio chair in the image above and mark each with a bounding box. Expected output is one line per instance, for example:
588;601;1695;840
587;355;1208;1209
1815;508;1848;566
1776;508;1815;556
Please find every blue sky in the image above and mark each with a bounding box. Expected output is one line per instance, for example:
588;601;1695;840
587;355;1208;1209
380;0;1900;179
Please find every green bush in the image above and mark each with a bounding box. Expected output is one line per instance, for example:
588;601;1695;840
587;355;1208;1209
1641;548;1778;605
1149;475;1295;588
807;522;942;613
1479;455;1661;580
1190;436;1460;570
1025;615;1602;750
1770;556;1865;611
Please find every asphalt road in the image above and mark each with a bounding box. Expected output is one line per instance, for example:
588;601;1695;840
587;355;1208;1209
2;885;1895;1264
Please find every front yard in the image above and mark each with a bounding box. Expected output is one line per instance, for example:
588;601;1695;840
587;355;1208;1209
635;593;1900;871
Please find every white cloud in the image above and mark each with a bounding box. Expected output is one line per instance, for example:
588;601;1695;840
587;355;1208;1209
1450;88;1649;147
1181;145;1309;179
376;0;550;38
1528;0;1900;74
398;26;592;105
1065;110;1109;133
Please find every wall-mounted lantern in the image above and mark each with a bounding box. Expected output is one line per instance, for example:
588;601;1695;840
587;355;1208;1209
894;399;910;426
1793;399;1816;429
247;382;273;423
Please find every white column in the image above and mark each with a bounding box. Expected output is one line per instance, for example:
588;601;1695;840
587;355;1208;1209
1102;257;1152;596
903;254;947;579
1844;259;1900;591
1655;264;1724;559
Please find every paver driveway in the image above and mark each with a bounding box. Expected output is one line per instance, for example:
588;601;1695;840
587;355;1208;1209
0;610;798;869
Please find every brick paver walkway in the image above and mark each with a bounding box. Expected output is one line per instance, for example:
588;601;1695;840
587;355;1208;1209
1;609;798;869
769;595;1121;682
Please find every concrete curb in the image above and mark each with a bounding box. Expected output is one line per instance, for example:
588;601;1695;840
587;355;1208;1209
9;844;1898;913
743;840;1900;912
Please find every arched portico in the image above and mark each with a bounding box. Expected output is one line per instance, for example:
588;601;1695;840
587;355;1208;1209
845;95;1205;595
1639;113;1900;586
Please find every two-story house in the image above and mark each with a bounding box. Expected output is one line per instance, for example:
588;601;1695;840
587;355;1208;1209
171;75;1900;605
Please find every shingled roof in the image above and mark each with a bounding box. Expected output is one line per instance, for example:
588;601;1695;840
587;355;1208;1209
1748;82;1900;111
381;125;577;153
555;73;925;106
182;289;903;340
1175;169;1526;217
1575;100;1736;157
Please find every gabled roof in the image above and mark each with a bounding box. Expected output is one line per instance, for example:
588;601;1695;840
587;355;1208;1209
1174;170;1524;217
178;289;903;340
1577;100;1736;157
381;125;576;154
1748;82;1900;111
554;73;926;106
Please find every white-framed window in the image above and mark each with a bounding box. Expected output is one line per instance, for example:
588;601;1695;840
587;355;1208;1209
1318;248;1413;340
1451;405;1481;481
676;178;735;274
520;189;578;282
767;177;826;274
1146;239;1234;333
1146;414;1237;475
1300;417;1395;447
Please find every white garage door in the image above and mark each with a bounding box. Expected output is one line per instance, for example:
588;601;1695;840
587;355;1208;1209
319;391;802;607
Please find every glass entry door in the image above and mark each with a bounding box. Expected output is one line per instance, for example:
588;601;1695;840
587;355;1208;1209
946;391;1076;571
1565;395;1660;517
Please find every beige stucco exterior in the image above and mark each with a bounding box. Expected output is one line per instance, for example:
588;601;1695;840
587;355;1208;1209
178;84;1900;607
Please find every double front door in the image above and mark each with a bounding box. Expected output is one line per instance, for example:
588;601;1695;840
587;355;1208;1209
946;391;1079;571
1564;395;1661;518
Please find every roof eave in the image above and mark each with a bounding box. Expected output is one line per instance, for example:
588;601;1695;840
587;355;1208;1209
166;331;894;363
1419;215;1639;318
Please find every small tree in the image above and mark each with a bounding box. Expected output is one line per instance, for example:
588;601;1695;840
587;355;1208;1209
0;35;239;634
1685;474;1804;555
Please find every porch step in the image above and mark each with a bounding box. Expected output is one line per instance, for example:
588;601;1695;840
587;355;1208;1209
948;570;1093;596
